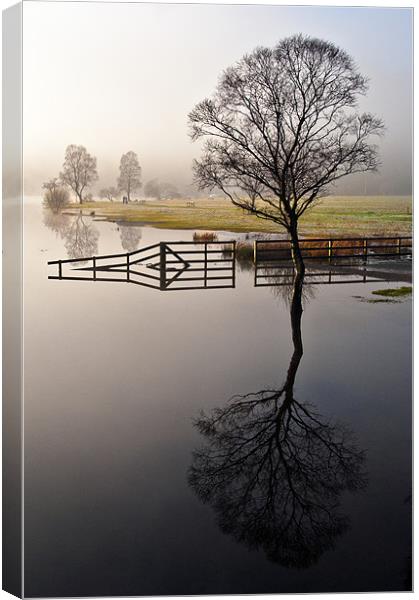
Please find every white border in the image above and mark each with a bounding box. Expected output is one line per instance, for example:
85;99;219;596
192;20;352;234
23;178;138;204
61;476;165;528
0;2;414;600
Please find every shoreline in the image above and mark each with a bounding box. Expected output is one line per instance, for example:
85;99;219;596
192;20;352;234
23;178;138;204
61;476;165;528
60;195;412;238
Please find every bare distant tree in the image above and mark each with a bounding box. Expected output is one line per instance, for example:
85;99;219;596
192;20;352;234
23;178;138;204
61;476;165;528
189;35;384;274
144;178;161;200
42;177;69;212
161;181;181;199
60;145;98;204
99;186;118;202
118;151;142;202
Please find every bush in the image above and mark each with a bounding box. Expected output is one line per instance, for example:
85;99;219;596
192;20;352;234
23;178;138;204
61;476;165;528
193;231;218;243
42;179;69;212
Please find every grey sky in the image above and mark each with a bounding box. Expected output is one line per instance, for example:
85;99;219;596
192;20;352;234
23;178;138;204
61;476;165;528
23;2;412;195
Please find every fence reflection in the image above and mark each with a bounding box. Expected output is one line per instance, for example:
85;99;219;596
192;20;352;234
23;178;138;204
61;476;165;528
48;237;411;291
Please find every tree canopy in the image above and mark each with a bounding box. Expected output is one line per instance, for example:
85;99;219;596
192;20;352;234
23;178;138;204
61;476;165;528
189;35;384;272
99;186;118;202
118;151;142;202
60;144;98;204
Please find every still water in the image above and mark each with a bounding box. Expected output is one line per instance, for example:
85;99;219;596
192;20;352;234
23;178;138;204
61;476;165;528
24;200;412;596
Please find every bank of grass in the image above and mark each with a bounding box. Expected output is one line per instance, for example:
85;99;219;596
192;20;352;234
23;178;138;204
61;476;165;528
372;286;412;298
65;195;412;237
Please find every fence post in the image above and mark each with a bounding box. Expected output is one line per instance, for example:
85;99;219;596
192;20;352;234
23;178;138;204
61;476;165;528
363;238;368;261
126;253;130;281
253;240;257;263
160;242;166;290
93;256;96;280
58;260;62;279
204;243;208;288
328;239;333;262
232;241;236;288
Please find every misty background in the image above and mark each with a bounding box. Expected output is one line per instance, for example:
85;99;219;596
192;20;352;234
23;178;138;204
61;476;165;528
23;2;412;197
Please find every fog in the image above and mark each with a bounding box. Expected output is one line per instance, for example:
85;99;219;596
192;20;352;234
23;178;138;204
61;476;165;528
23;2;412;197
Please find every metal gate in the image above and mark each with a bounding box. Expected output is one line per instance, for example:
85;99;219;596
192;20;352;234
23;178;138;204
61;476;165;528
48;240;236;291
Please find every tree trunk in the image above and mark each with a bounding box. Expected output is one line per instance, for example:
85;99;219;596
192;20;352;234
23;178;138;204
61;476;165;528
77;191;83;204
288;219;305;276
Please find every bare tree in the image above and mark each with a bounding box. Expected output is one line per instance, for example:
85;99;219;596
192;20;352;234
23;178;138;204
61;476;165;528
99;186;118;202
118;151;142;202
160;181;180;199
189;35;384;274
42;178;69;212
60;145;98;204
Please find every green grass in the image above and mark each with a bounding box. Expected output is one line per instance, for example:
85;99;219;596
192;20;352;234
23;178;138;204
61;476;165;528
371;286;412;298
64;195;412;237
364;299;400;304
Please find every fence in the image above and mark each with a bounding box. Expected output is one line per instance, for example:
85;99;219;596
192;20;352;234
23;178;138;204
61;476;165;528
48;235;411;291
254;236;412;263
48;240;236;291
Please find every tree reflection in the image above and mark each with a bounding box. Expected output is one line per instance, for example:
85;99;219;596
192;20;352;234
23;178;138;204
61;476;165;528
118;224;142;252
42;209;71;239
63;211;99;259
189;273;367;569
260;263;317;306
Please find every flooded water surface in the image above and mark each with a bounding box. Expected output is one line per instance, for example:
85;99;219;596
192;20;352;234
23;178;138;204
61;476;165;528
24;200;412;596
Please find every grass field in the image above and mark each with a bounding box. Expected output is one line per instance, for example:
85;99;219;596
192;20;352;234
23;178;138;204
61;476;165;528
65;195;412;237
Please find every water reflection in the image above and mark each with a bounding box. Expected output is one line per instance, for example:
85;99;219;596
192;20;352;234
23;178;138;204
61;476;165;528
402;493;412;590
118;224;142;252
189;273;367;568
42;209;71;240
43;208;100;260
254;260;411;287
63;211;99;260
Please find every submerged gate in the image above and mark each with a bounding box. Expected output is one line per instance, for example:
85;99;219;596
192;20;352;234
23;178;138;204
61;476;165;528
48;235;411;290
48;240;236;291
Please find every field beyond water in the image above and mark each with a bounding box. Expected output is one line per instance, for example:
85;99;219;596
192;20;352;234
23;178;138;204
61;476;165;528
65;195;412;237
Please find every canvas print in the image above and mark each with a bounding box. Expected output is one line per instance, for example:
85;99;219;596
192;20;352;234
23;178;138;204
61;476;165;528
3;1;412;597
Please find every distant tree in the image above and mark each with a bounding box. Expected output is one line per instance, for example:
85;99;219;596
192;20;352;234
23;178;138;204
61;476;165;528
161;182;181;199
99;186;118;202
118;151;142;202
60;144;98;204
42;177;69;212
189;35;384;275
144;178;161;200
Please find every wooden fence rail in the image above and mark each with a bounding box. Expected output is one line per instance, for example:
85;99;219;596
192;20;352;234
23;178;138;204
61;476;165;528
254;236;412;263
